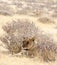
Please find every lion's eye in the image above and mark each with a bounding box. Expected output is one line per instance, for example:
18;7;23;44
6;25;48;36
26;41;29;45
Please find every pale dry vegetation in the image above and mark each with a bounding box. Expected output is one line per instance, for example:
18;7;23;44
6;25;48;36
22;34;57;62
0;20;38;54
0;1;15;16
51;10;57;18
0;19;57;62
0;0;57;17
38;17;55;24
0;0;57;65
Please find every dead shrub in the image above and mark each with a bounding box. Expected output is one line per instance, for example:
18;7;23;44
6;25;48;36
0;19;38;54
0;19;57;62
38;17;54;24
36;35;57;62
22;34;57;62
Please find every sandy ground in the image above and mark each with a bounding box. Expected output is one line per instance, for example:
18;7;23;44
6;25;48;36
0;0;57;65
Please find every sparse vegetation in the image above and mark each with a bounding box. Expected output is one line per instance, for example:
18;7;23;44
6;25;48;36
0;0;57;17
0;19;38;54
22;34;57;62
51;11;57;18
0;0;57;63
0;19;57;62
38;17;54;24
0;3;15;16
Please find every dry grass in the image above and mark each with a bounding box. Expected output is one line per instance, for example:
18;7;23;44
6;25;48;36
0;19;38;54
22;34;57;62
0;19;57;62
51;13;57;18
0;3;15;16
36;34;57;62
38;17;54;24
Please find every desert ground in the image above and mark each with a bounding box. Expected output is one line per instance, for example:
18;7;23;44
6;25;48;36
0;0;57;65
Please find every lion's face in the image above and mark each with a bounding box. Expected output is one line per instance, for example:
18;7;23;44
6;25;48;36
22;37;35;50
